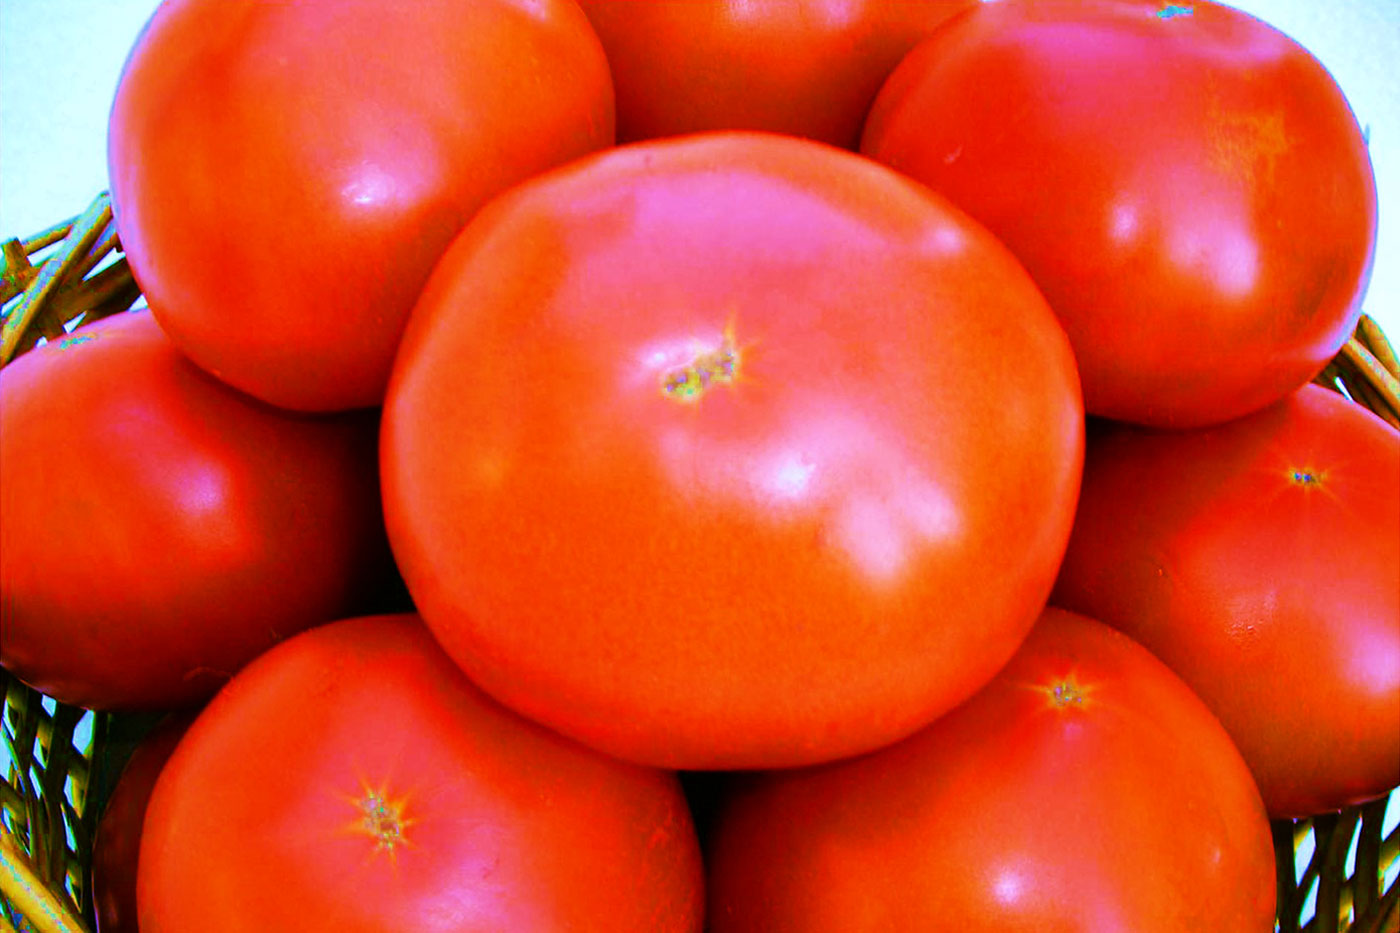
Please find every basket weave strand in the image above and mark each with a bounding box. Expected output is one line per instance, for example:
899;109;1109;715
0;830;88;933
1;673;102;933
0;193;139;367
1;195;1398;933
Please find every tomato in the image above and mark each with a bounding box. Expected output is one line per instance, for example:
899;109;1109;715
861;0;1376;428
137;614;705;932
93;714;194;933
577;0;974;149
1052;385;1400;818
0;311;398;710
107;0;614;412
706;608;1276;931
382;132;1083;770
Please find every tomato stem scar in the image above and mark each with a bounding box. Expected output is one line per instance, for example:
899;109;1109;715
1288;468;1323;487
358;791;407;852
1032;673;1094;710
661;337;739;402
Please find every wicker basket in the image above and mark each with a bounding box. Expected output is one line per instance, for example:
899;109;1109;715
1;197;1397;933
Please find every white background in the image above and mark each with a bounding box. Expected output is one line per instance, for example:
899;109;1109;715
2;0;1398;341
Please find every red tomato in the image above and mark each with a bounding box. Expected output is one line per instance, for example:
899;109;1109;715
1052;385;1400;817
861;0;1376;428
137;614;705;932
578;0;974;148
382;132;1083;770
93;714;194;933
706;608;1277;931
108;0;614;411
0;312;398;710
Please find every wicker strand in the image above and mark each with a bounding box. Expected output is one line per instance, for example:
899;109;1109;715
1357;315;1399;379
1278;802;1400;933
1277;821;1304;933
19;215;80;256
1353;894;1399;933
16;219;125;344
0;675;91;933
0;242;36;306
1339;338;1400;419
2;704;89;792
0;783;21;825
1351;797;1389;922
50;258;141;338
0;193;112;366
1318;811;1362;933
0;832;89;933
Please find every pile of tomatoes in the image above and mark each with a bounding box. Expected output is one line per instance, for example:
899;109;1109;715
2;1;1396;930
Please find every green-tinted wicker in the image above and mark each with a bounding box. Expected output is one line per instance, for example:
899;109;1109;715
1;196;1398;933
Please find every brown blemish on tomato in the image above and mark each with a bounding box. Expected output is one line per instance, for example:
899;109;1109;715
1206;87;1291;188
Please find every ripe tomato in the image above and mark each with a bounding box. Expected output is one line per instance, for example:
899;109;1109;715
382;132;1083;770
137;615;705;932
1053;385;1400;817
108;0;613;411
93;714;194;933
706;608;1277;931
861;0;1376;428
577;0;974;148
0;312;398;710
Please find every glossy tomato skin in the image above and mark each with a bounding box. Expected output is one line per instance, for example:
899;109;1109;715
706;608;1276;931
108;0;614;411
1053;385;1400;818
862;0;1376;428
383;131;1083;770
137;614;705;933
578;0;974;148
0;311;398;710
92;714;194;933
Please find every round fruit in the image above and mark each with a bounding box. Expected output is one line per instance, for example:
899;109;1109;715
1053;384;1400;817
0;311;396;709
137;615;705;932
862;0;1376;428
578;0;975;148
707;608;1277;931
93;713;194;933
108;0;614;411
382;131;1083;770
